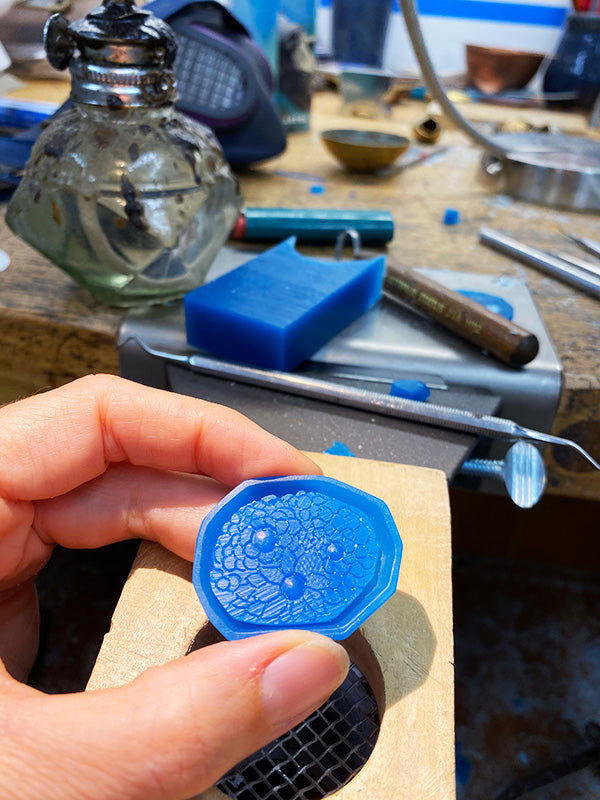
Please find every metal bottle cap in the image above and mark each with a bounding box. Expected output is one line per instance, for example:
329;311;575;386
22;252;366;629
44;0;178;107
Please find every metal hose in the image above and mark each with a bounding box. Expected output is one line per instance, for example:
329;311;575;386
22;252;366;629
397;0;510;157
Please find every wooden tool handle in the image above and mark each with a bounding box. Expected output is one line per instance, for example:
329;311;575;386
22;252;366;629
383;265;540;366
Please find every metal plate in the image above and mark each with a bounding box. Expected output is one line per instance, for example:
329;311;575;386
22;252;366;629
166;363;497;476
482;132;600;213
312;267;562;434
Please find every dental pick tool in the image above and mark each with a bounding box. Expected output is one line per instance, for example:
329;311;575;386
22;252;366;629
127;338;600;472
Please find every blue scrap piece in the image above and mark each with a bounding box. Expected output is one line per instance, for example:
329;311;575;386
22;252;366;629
390;379;431;402
184;237;385;371
409;86;429;101
324;441;356;457
457;290;514;320
443;208;460;225
192;475;403;641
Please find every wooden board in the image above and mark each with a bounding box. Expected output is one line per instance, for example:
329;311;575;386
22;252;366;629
87;453;455;800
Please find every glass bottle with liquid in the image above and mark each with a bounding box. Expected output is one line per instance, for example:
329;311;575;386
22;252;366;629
6;0;243;307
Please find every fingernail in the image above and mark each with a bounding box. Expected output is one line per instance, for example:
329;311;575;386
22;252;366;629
261;637;349;730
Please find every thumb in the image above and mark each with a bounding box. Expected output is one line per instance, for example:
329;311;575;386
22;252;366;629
1;631;349;800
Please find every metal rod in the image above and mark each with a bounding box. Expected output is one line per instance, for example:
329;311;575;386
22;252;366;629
127;338;600;472
550;251;600;278
479;227;600;300
564;232;600;261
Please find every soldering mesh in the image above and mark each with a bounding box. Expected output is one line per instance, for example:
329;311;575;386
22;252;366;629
217;662;380;800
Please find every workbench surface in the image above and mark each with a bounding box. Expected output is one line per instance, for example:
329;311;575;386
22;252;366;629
1;86;599;499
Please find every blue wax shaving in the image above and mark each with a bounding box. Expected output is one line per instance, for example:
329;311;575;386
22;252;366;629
457;290;514;320
184;237;385;371
324;441;356;457
443;208;460;225
390;379;430;401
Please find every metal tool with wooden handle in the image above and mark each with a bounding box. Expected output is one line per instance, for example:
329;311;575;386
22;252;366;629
383;265;540;367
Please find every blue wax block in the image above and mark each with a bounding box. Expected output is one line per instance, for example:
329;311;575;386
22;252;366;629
192;475;403;641
390;379;431;402
184;237;385;370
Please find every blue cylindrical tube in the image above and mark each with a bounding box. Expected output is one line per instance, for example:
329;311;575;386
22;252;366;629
232;207;395;243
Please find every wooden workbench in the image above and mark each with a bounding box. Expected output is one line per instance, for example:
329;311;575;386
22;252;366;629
1;86;599;499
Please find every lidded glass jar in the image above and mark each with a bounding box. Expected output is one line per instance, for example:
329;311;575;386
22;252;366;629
6;0;243;307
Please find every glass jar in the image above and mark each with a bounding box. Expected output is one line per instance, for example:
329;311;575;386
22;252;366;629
6;0;243;307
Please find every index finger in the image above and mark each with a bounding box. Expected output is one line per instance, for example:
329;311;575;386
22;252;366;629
0;374;320;501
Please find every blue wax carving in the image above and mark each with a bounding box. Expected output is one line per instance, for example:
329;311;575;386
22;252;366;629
183;237;385;371
192;475;403;640
211;492;379;625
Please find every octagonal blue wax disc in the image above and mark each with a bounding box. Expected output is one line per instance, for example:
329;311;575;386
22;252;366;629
192;475;403;641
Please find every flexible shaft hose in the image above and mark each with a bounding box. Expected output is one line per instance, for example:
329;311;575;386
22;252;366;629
397;0;510;157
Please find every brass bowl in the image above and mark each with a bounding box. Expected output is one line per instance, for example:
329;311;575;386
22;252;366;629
321;129;410;173
466;44;545;94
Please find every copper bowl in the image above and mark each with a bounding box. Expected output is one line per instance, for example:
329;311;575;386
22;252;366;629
466;44;545;94
321;129;410;173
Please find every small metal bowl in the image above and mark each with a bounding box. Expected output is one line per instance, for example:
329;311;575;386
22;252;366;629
466;44;545;94
321;129;410;173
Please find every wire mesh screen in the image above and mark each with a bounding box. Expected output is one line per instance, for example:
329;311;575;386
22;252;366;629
217;662;380;800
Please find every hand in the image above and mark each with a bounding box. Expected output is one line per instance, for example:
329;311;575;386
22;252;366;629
0;375;349;799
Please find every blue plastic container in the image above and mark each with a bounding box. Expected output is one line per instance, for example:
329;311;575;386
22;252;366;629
192;475;403;640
